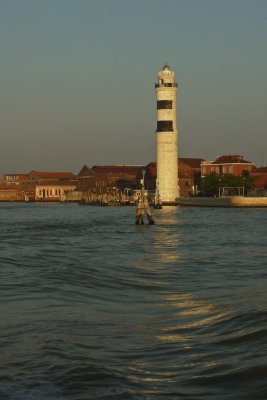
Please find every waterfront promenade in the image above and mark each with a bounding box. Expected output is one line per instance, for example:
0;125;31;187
178;196;267;207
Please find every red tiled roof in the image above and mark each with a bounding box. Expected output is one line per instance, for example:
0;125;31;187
213;155;252;164
91;165;143;177
77;165;96;177
27;170;77;179
179;158;205;168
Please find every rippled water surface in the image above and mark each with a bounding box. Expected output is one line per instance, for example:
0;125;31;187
0;203;267;399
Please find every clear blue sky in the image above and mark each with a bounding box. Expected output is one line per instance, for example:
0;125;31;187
1;0;266;173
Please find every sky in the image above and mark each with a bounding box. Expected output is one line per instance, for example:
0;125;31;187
0;0;266;174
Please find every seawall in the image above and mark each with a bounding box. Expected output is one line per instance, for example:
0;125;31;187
178;197;267;207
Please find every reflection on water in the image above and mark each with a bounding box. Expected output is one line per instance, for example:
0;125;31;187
156;293;229;347
0;204;267;399
152;207;182;265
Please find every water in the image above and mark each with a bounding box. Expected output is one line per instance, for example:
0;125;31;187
0;203;267;400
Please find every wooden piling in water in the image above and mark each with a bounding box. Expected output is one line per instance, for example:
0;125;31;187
135;171;155;225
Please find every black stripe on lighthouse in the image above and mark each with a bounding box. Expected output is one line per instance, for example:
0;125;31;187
157;100;173;109
156;120;173;132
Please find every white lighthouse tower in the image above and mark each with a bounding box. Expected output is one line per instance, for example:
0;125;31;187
155;63;179;204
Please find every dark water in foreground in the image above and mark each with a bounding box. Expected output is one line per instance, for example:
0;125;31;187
0;203;267;400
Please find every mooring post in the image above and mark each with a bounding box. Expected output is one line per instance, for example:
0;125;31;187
135;170;155;225
144;194;154;224
135;200;145;224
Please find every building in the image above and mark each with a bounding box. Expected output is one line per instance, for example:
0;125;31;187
91;165;142;189
22;170;77;184
21;170;78;201
179;158;204;196
77;165;145;198
201;155;254;177
3;173;28;185
141;158;204;197
0;184;25;201
0;170;78;201
34;181;77;201
251;167;267;190
155;64;179;204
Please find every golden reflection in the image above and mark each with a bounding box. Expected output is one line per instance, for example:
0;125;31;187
123;291;228;386
155;333;193;343
156;292;229;343
149;207;183;264
127;365;174;383
125;209;229;382
152;231;181;264
163;293;192;302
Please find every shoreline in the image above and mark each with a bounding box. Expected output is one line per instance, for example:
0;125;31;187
177;196;267;207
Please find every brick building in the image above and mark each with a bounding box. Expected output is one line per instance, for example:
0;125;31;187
22;170;77;184
0;170;78;201
201;155;254;177
77;164;143;193
251;167;267;189
139;158;204;197
3;173;28;185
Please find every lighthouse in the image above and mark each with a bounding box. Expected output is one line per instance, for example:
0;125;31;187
155;64;179;204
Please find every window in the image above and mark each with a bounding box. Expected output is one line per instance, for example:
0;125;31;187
157;100;172;109
156;120;173;132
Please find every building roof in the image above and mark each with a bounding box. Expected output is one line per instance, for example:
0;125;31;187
91;165;143;177
4;173;28;179
27;170;77;179
77;165;96;177
145;162;157;178
213;155;252;164
179;158;205;168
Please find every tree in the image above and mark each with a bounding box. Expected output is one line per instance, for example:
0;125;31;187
199;171;256;197
199;172;220;197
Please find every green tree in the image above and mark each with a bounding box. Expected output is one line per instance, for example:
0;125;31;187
199;172;219;196
200;171;256;197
